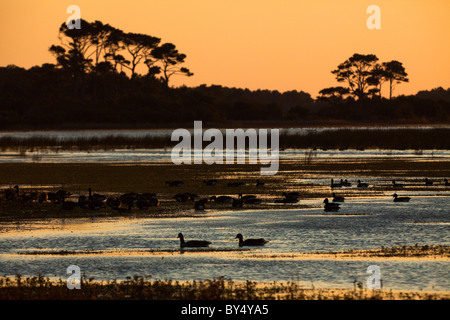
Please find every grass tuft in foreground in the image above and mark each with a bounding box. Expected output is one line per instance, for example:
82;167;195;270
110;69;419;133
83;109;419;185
0;275;447;300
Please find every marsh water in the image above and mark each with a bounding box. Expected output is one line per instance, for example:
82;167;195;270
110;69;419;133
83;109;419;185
0;195;449;291
0;128;449;291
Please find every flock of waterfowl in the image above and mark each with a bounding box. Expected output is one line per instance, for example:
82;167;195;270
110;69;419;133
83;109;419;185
1;177;448;214
177;232;268;248
323;177;449;212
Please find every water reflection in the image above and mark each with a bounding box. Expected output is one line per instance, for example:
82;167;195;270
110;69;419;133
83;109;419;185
0;195;448;291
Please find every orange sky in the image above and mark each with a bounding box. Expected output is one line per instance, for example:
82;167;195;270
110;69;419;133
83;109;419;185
1;0;449;97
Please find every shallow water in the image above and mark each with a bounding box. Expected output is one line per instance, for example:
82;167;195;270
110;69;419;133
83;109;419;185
0;195;448;291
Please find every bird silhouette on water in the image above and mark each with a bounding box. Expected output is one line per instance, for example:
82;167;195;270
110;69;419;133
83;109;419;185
235;233;268;247
177;233;211;248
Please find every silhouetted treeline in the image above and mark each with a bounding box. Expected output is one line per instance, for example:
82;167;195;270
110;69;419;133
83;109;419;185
0;64;449;129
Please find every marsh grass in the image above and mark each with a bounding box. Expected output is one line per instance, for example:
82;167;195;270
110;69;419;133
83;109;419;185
1;128;450;152
0;275;447;300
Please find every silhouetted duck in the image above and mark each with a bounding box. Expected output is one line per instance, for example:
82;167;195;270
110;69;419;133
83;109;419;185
357;180;369;188
393;193;411;202
332;193;345;202
425;178;433;186
445;179;450;186
323;198;340;212
235;233;268;247
177;233;211;248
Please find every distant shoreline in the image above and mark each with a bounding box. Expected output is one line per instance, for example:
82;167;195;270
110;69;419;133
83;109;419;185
1;120;450;132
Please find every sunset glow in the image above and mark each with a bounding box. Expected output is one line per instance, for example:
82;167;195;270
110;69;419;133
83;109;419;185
1;0;449;97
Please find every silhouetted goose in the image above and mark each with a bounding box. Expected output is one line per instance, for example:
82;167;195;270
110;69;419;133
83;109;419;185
232;198;244;208
136;194;160;208
357;180;369;188
274;197;298;204
238;194;257;201
331;179;342;188
106;197;122;209
242;197;262;205
173;193;191;202
88;188;106;202
323;198;340;212
235;233;268;247
282;192;300;200
194;199;208;211
166;180;183;187
137;198;151;210
445;179;450;186
392;180;404;188
210;195;233;204
392;193;411;202
425;178;433;186
341;179;352;187
119;192;139;206
177;233;211;248
256;179;265;187
203;179;217;186
332;193;345;202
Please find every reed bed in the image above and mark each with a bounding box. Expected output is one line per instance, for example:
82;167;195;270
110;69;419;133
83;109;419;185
0;275;447;300
1;128;450;152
